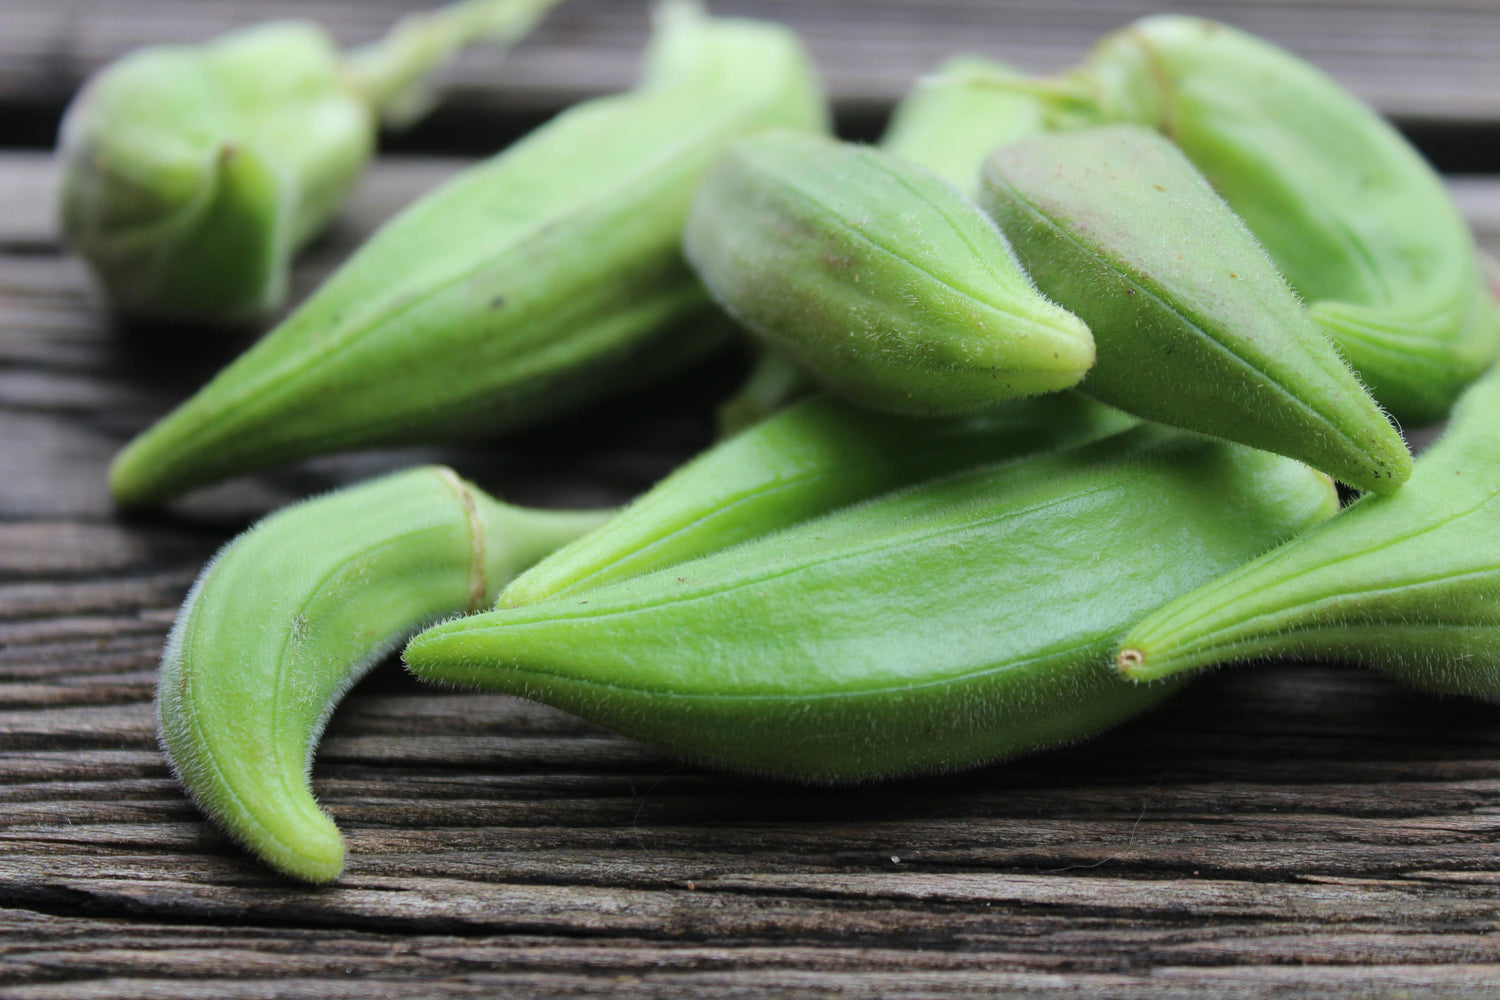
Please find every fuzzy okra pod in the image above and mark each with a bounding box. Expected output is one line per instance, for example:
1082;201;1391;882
711;56;1050;433
502;391;1136;607
109;4;826;508
1049;15;1500;424
59;0;562;323
684;131;1094;417
1117;363;1500;700
158;466;609;883
408;429;1338;780
981;125;1410;494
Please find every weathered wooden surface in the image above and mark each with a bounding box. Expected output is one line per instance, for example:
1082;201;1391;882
4;0;1500;125
7;50;1500;997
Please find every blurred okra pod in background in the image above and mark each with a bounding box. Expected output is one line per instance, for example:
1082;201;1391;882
59;0;563;323
880;54;1046;197
109;3;827;507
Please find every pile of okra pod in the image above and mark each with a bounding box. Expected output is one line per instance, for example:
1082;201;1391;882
63;0;1500;882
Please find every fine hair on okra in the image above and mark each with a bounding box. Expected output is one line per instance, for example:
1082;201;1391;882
980;124;1410;494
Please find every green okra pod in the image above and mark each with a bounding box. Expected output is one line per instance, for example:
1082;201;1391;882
1051;15;1500;424
711;55;1051;433
501;391;1136;608
59;0;562;323
158;466;610;883
109;4;826;508
683;131;1094;417
980;124;1411;494
1117;362;1500;700
409;429;1337;780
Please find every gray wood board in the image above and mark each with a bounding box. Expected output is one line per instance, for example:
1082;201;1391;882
4;0;1500;123
6;152;1500;996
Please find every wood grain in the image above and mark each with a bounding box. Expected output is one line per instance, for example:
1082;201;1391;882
3;0;1500;125
7;147;1500;996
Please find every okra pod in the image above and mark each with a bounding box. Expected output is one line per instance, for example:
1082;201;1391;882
684;131;1094;417
110;4;826;507
502;391;1136;608
408;429;1337;780
1054;15;1500;424
158;466;610;882
1117;362;1500;701
981;125;1410;494
59;0;562;322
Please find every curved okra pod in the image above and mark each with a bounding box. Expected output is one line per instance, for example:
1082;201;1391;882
1050;15;1500;424
58;0;562;323
1117;363;1500;700
409;429;1338;780
158;466;610;883
684;131;1094;416
501;391;1136;608
880;55;1047;196
109;5;827;508
981;125;1410;494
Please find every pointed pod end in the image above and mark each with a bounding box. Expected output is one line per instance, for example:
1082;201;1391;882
969;306;1096;398
1114;637;1214;684
494;583;539;610
273;827;345;881
1115;647;1146;677
402;619;477;684
1112;643;1184;684
108;435;173;510
259;816;347;885
1358;440;1413;495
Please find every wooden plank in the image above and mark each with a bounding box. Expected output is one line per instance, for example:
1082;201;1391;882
8;150;1500;995
3;0;1500;125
